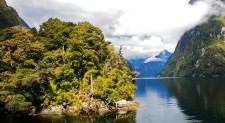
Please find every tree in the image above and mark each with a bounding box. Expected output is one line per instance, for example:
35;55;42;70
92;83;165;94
0;18;136;114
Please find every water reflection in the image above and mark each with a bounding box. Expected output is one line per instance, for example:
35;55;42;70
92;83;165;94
162;78;225;122
1;111;137;123
134;79;189;123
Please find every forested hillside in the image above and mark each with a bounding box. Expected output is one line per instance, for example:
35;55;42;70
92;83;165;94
159;16;225;77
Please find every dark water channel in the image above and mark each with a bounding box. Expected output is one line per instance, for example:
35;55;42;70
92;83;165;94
1;78;225;123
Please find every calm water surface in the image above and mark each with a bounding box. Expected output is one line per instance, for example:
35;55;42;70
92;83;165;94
1;78;225;123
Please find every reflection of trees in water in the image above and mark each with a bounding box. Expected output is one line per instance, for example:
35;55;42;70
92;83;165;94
162;78;225;122
34;111;137;123
73;111;136;123
99;111;136;123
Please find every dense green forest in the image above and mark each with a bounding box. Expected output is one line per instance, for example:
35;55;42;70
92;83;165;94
0;18;136;114
159;16;225;77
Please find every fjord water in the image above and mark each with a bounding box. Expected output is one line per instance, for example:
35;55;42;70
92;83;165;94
1;78;225;123
134;78;225;123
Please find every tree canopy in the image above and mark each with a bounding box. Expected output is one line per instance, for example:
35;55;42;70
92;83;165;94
0;18;136;114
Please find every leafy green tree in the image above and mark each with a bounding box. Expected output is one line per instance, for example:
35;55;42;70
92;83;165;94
0;26;46;109
5;94;32;114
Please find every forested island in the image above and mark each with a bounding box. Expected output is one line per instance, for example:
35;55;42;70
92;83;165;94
0;18;138;115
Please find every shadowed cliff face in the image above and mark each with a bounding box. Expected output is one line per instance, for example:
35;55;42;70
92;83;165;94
0;0;22;29
159;16;225;77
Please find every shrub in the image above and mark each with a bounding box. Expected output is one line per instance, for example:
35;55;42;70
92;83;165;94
5;94;32;114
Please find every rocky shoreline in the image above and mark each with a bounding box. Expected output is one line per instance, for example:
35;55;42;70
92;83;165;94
37;100;139;116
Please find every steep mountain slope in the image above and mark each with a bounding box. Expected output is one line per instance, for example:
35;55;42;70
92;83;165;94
138;50;172;77
0;0;21;29
159;16;225;77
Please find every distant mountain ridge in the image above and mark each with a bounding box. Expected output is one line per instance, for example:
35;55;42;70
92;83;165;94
127;58;146;70
20;18;31;29
144;50;172;63
137;50;172;77
127;50;172;77
159;16;225;77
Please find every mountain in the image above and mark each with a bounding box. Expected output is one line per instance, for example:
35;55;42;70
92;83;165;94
20;18;31;29
155;50;172;61
137;50;172;77
0;0;30;29
159;16;225;77
127;50;172;77
127;58;146;70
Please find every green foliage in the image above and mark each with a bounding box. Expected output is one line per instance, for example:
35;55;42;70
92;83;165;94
11;94;25;102
5;94;32;114
0;18;136;114
94;53;135;102
159;16;225;77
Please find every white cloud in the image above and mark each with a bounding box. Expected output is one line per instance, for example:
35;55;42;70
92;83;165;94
112;36;174;58
5;0;225;58
144;57;163;63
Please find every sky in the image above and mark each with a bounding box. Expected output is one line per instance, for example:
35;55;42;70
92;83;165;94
5;0;225;59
